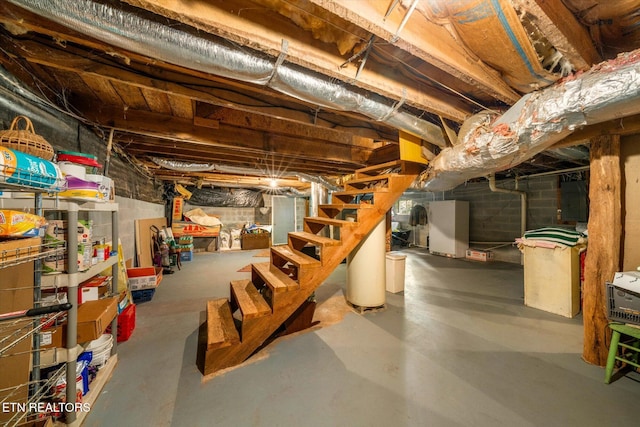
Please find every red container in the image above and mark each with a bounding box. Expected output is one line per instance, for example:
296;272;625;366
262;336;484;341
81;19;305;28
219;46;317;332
107;303;136;342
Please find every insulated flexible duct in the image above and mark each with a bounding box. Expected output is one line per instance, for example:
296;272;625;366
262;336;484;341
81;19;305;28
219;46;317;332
421;50;640;191
8;0;446;147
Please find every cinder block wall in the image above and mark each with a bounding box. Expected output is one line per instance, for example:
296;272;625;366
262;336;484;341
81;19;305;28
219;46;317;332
398;176;559;263
400;176;558;243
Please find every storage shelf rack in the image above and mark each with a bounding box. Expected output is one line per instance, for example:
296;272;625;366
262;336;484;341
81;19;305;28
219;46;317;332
0;178;119;426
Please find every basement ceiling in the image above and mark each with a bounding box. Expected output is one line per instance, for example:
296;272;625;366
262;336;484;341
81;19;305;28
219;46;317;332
1;0;639;192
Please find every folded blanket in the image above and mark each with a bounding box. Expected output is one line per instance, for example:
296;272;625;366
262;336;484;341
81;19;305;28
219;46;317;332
523;227;587;247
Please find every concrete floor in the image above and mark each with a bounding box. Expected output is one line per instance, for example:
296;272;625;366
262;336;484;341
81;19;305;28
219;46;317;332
85;248;639;427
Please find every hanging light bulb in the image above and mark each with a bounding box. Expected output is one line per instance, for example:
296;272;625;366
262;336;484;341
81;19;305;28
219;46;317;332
270;178;278;188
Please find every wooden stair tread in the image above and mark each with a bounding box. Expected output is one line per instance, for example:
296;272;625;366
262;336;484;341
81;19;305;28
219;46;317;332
271;245;322;267
344;173;394;186
289;231;341;246
252;262;300;292
304;217;358;227
230;279;271;319
206;299;240;350
318;203;374;210
333;188;388;196
355;160;403;177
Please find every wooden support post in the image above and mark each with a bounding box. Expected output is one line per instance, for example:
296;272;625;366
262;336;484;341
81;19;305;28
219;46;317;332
583;134;621;366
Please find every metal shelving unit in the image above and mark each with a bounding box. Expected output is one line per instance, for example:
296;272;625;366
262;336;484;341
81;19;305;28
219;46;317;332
1;166;119;426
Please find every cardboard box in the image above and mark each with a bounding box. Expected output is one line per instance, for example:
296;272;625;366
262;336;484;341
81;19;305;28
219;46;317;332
0;251;36;424
80;286;99;303
241;232;271;250
465;249;494;262
0;236;41;266
127;266;162;291
77;297;118;343
44;219;92;244
42;243;92;274
40;325;65;349
41;297;118;347
172;197;184;221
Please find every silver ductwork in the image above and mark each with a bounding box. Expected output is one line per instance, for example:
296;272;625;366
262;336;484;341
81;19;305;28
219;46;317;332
8;0;446;147
151;157;339;191
421;50;640;191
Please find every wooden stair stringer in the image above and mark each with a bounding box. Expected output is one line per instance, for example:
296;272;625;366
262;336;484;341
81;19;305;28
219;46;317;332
203;164;420;374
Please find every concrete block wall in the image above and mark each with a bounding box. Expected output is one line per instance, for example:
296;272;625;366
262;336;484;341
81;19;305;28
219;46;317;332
184;204;257;231
54;196;165;265
398;176;559;263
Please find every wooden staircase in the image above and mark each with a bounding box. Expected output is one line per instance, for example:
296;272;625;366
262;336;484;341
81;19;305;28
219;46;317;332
202;160;422;375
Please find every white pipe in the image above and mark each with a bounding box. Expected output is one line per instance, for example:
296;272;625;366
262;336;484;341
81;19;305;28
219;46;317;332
488;174;527;237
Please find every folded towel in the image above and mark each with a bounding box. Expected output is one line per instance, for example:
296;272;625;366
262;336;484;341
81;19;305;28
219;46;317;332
523;227;586;247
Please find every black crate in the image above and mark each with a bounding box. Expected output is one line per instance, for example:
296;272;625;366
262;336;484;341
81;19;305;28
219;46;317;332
607;283;640;326
132;288;156;304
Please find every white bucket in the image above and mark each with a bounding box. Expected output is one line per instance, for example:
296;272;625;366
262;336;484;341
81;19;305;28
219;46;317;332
86;333;113;367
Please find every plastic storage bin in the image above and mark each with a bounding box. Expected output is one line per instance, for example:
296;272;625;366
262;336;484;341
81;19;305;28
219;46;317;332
386;252;407;293
131;288;156;304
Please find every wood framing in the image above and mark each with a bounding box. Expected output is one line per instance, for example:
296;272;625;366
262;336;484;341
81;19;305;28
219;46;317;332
582;134;621;366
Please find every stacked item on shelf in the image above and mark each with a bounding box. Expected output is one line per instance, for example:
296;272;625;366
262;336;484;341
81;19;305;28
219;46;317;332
43;219;93;274
56;150;112;202
0;236;43;425
0;209;47;238
126;266;162;304
0;115;64;192
175;234;194;262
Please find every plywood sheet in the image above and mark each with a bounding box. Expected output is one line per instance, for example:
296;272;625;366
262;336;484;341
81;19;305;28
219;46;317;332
134;217;167;267
622;135;640;270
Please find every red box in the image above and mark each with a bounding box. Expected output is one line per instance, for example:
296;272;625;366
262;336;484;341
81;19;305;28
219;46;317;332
107;302;136;342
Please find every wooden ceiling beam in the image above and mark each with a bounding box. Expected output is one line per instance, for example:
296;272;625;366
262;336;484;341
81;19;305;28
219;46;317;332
122;0;472;121
3;36;390;147
551;114;640;149
87;108;371;164
307;0;520;105
146;170;310;189
122;138;362;175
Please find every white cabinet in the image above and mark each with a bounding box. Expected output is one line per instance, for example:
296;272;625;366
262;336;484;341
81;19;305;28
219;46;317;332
523;245;583;318
428;200;469;258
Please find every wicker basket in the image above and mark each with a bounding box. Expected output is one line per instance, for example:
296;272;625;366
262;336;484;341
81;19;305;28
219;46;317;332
0;115;54;160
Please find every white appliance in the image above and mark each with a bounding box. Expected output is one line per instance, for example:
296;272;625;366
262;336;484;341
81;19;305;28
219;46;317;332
428;200;469;258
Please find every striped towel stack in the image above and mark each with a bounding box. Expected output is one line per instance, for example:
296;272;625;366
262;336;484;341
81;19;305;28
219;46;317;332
522;227;587;247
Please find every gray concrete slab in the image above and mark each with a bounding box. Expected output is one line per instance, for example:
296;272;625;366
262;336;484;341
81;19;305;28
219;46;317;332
84;248;639;427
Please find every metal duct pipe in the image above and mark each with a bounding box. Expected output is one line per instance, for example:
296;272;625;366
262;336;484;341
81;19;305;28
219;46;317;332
9;0;446;147
488;174;527;237
422;49;640;192
150;157;339;190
